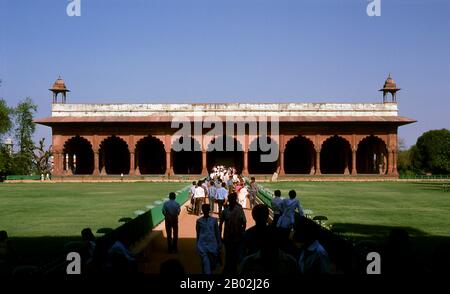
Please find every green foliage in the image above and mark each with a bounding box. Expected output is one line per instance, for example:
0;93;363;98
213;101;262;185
0;145;14;177
12;97;37;174
0;98;12;135
412;129;450;175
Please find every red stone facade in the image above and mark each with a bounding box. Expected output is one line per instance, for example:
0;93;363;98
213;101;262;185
40;120;409;178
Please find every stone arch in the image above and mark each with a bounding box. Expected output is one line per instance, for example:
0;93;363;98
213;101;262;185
357;135;388;174
99;135;130;175
63;136;94;175
284;135;316;174
248;136;279;174
320;135;352;174
135;136;166;174
171;136;202;174
207;135;244;173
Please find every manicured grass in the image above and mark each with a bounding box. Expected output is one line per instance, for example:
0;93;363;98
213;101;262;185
261;181;450;238
0;182;189;237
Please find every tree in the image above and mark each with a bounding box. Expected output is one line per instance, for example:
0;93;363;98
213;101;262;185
397;138;413;174
33;138;53;175
0;98;11;135
411;129;450;174
13;97;37;174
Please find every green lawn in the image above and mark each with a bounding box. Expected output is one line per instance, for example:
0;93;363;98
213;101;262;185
0;182;189;237
1;181;449;268
261;181;450;238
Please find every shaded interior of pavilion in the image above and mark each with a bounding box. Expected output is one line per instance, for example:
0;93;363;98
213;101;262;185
61;134;390;176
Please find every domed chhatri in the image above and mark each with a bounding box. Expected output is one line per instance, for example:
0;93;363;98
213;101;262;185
379;73;401;103
49;76;70;103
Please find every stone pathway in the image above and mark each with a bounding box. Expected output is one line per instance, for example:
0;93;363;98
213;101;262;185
137;200;255;274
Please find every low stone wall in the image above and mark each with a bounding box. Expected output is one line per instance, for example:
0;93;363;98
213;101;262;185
4;175;450;183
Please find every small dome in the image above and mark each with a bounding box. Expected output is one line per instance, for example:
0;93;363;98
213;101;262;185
380;74;400;91
49;76;70;92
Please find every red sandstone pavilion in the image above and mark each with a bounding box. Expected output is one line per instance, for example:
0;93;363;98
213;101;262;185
35;75;415;180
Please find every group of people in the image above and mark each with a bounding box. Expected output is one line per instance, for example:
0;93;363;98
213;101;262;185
188;166;258;217
160;166;330;274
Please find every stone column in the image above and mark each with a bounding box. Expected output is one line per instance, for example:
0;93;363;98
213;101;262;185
315;149;321;175
242;151;249;176
53;151;63;176
393;150;398;176
129;152;135;175
201;150;207;175
279;150;285;176
165;152;171;176
93;150;99;176
351;149;357;175
387;149;393;175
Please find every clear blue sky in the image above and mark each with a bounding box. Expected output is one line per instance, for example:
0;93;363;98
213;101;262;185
1;0;449;147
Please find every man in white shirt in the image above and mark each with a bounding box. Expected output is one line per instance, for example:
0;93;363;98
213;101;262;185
188;181;197;213
193;181;206;215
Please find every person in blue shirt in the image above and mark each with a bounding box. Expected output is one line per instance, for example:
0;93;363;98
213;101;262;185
271;190;283;227
215;182;228;216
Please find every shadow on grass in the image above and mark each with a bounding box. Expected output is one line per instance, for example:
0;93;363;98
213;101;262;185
332;223;429;238
331;222;450;272
9;236;80;267
3;208;158;276
409;182;449;191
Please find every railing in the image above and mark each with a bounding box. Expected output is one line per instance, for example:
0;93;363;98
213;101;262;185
5;175;41;180
399;174;450;180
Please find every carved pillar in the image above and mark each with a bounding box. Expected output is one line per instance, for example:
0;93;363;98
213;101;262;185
351;149;357;175
201;150;207;175
93;150;99;176
129;152;135;175
392;150;398;176
243;151;249;176
278;134;285;176
165;152;171;176
315;149;321;175
279;150;285;176
53;151;63;176
387;149;393;175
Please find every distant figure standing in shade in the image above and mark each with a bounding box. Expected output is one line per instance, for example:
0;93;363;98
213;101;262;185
220;192;246;274
271;190;283;227
80;228;96;266
248;177;259;210
196;204;222;274
296;221;329;274
162;192;181;253
277;190;304;241
243;204;271;257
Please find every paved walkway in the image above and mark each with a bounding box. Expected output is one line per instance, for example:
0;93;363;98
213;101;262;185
137;200;255;274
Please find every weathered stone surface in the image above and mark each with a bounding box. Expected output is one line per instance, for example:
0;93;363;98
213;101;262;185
51;102;399;118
